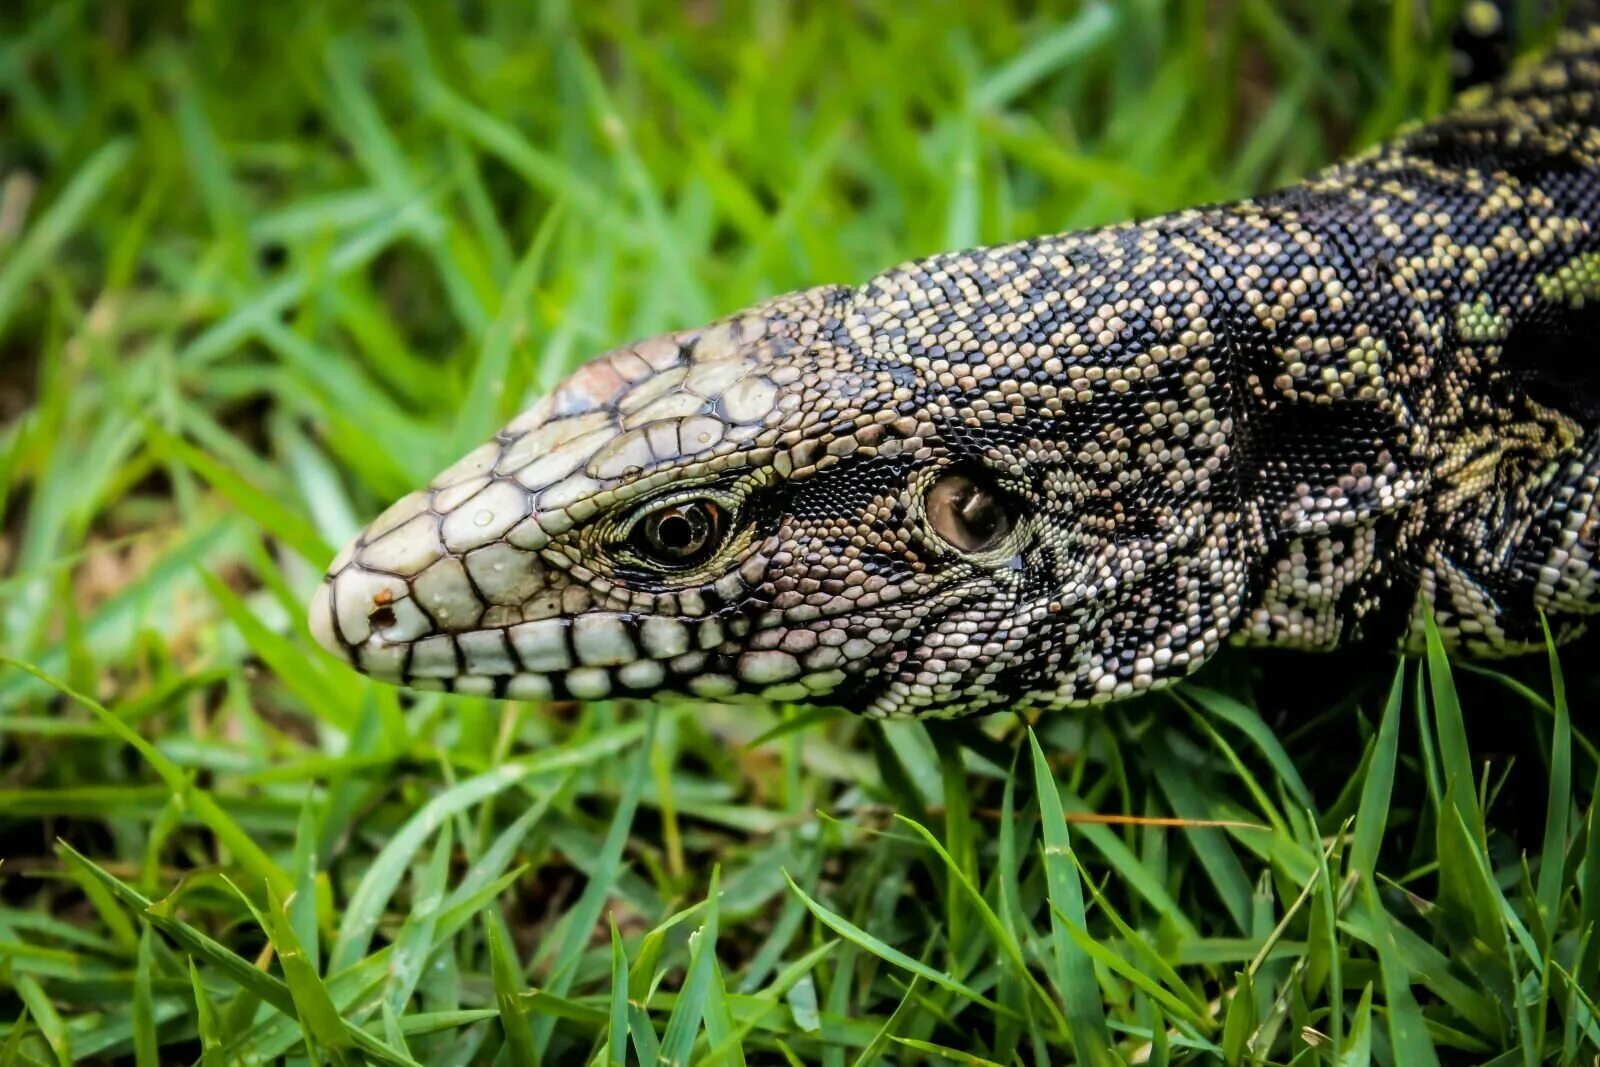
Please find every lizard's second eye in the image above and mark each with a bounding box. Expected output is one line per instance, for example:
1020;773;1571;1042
632;500;726;567
925;471;1013;554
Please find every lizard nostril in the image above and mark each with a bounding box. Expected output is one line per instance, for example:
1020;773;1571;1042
369;604;398;630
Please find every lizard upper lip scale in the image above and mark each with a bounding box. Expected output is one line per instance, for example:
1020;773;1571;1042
312;22;1600;718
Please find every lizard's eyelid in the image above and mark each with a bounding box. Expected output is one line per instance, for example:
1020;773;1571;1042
612;487;743;541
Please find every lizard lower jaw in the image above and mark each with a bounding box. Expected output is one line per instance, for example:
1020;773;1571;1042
306;573;863;707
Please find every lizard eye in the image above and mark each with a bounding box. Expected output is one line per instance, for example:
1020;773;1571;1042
925;471;1013;554
632;500;726;567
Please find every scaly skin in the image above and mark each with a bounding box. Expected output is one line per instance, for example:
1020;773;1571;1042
310;23;1600;718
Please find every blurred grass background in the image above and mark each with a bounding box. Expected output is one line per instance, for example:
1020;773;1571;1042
1;0;1598;1063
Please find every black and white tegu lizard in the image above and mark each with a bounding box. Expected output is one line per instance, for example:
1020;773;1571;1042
310;20;1600;717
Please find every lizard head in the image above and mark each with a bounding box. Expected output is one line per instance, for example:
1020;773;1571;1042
311;232;1249;716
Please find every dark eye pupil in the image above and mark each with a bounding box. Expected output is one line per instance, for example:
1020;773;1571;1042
657;513;695;550
636;501;722;565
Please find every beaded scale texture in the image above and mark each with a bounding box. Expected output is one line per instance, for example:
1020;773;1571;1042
311;23;1600;718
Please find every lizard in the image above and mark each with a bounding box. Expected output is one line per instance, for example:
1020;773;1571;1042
309;16;1600;719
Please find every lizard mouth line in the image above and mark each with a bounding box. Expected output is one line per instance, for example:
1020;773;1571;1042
309;581;859;703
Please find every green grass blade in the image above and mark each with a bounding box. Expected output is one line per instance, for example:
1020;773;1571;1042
1350;662;1406;884
1027;728;1113;1061
1360;881;1441;1067
381;1000;411;1061
332;723;643;970
893;813;1064;1031
384;821;454;1016
1052;910;1214;1038
1183;686;1313;810
1143;733;1255;933
1220;969;1255;1065
888;1035;1004;1065
132;927;159;1067
60;843;416;1065
202;571;357;731
607;917;628;1067
1424;609;1486;845
659;869;721;1066
1338;983;1375;1066
850;976;924;1067
486;915;537;1067
530;712;659;1053
1311;812;1346;1056
59;843;294;1014
447;206;562;460
0;139;130;336
782;870;999;1011
1579;767;1600;995
15;659;292;899
140;419;333;563
932;728;977;964
1536;616;1573;934
188;960;225;1067
700;941;838;1065
9;973;66;1067
232;879;351;1056
431;866;530;952
971;3;1118;110
1073;856;1210;1018
0;1006;28;1067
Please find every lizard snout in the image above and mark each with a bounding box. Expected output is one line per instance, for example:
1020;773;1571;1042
307;492;458;684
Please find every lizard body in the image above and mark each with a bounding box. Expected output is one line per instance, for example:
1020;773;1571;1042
311;21;1600;717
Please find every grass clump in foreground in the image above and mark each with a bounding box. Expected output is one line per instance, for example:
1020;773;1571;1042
0;1;1596;1063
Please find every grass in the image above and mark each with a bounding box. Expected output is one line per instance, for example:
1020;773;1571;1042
0;0;1596;1063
